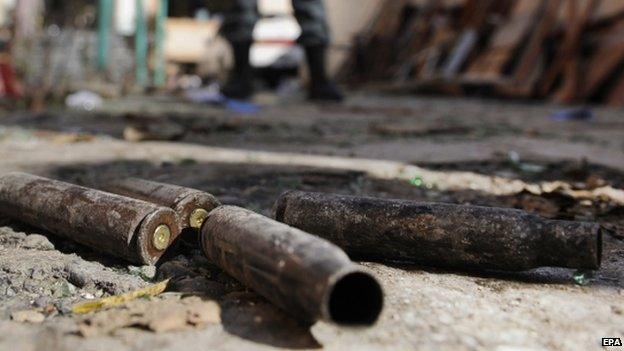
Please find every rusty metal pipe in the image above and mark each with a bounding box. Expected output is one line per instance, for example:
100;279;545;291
0;172;180;265
274;191;602;271
103;178;220;232
200;206;383;325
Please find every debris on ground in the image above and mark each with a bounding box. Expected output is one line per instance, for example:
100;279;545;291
72;280;170;315
551;108;595;122
123;122;186;142
65;91;104;111
77;296;220;337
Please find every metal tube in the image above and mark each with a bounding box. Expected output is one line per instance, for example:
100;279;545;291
96;0;113;70
274;191;602;271
153;0;169;87
103;178;220;232
200;206;383;325
0;173;179;265
135;0;148;86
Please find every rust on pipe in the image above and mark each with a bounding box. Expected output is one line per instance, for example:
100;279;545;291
200;205;383;325
0;172;180;265
274;191;602;271
104;178;220;232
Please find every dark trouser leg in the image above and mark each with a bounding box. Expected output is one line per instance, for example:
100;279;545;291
292;0;343;101
220;0;259;44
291;0;330;47
220;0;258;99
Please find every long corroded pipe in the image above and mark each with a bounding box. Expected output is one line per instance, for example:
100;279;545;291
0;172;179;265
200;205;383;325
103;178;221;232
274;191;602;271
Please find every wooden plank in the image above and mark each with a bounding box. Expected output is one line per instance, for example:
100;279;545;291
581;20;624;97
590;0;624;24
366;0;409;79
606;72;624;106
413;11;457;79
540;0;597;101
441;0;503;78
510;0;562;86
463;0;545;80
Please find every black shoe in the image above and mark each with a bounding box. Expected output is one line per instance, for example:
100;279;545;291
222;41;254;100
304;45;344;102
222;79;253;100
308;81;344;102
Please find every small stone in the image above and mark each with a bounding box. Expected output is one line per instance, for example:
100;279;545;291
66;263;93;288
29;268;46;280
33;296;52;308
82;292;96;300
52;280;77;298
11;310;45;323
127;265;141;274
22;280;40;293
129;265;158;281
22;234;54;250
140;266;156;280
54;299;73;315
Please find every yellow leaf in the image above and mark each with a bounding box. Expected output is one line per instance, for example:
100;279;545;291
72;279;170;314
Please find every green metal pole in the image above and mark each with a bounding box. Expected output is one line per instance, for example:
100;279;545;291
96;0;113;70
153;0;169;87
135;0;149;87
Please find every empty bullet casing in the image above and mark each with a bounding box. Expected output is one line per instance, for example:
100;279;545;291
0;172;179;265
104;178;220;231
275;191;602;271
201;206;383;325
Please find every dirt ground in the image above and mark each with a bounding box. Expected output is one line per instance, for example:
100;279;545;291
0;93;623;350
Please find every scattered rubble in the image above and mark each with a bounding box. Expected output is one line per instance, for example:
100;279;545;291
77;296;220;337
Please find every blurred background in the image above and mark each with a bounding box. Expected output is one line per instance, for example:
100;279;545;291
0;0;382;108
1;0;623;107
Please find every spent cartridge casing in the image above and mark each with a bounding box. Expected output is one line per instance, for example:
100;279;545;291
200;205;383;325
104;177;221;232
0;172;180;265
274;191;602;271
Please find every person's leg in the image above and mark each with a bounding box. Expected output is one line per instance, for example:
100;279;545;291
220;0;259;99
292;0;343;101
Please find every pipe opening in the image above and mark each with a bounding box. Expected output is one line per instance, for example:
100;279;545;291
328;272;383;325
